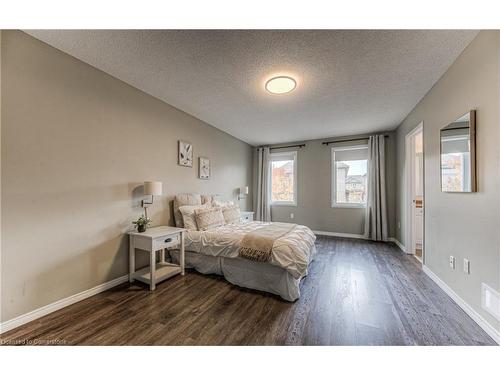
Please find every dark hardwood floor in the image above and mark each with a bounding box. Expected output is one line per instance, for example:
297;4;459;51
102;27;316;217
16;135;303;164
0;236;496;345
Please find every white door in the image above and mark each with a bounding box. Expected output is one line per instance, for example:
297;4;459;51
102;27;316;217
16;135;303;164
405;123;424;263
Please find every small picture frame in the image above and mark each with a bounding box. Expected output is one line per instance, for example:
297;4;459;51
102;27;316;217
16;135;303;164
199;157;210;179
178;140;193;167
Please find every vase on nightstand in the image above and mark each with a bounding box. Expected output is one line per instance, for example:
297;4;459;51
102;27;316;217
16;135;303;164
132;215;152;233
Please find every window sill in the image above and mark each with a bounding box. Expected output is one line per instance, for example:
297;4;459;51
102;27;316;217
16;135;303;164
271;202;298;207
331;203;366;209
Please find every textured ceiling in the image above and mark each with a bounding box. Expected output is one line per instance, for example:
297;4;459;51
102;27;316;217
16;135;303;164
25;30;478;145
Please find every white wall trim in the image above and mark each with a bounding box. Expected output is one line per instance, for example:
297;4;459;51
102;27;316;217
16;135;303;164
0;275;128;334
388;237;406;252
313;230;367;239
423;265;500;345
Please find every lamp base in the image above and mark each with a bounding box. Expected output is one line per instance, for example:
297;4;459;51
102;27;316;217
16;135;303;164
141;195;153;218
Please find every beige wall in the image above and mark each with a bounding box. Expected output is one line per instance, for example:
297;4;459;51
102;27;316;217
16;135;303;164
395;31;500;332
267;132;397;237
0;31;253;322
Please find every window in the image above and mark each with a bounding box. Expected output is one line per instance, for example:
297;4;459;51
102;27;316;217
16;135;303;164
331;146;368;207
269;151;297;206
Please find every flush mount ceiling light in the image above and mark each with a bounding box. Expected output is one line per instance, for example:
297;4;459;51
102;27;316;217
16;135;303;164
265;76;297;94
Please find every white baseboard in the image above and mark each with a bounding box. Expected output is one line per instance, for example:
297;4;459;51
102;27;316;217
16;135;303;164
313;230;367;239
388;237;406;252
423;265;500;345
0;275;128;334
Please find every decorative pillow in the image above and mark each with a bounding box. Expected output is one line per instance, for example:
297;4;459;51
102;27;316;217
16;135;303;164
179;203;212;230
194;207;225;231
222;206;241;224
212;200;235;208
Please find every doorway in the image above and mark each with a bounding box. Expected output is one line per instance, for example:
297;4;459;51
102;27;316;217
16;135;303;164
405;123;424;263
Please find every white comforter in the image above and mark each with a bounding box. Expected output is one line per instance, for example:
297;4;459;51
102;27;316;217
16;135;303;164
184;221;316;279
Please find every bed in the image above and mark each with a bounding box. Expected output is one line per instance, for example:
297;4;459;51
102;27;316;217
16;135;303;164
169;193;316;301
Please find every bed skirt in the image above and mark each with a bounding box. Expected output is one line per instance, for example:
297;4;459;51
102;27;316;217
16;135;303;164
168;250;308;301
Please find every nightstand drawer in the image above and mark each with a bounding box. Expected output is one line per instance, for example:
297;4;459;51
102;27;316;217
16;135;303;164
153;234;180;250
240;211;254;223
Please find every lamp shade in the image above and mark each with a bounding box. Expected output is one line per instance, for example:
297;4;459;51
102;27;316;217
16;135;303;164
144;181;162;196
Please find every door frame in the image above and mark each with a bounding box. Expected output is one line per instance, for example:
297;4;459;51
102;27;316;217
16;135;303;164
404;122;425;263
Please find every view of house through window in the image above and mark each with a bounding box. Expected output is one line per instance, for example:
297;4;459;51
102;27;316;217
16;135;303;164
270;151;297;205
332;146;368;206
441;133;471;192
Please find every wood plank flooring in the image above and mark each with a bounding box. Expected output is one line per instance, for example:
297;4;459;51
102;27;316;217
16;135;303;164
0;236;496;345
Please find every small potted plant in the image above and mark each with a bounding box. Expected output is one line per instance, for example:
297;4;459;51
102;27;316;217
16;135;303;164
133;215;152;233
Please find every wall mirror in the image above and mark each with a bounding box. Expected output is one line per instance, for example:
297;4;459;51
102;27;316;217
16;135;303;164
440;110;476;192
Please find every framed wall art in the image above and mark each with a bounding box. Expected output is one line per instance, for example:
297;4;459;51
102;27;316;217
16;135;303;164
199;157;210;179
178;140;193;167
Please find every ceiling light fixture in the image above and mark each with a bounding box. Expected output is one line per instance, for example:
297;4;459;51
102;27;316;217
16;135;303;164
265;76;297;94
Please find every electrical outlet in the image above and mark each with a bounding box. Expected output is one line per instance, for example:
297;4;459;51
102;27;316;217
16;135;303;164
449;256;456;269
463;258;470;274
290;213;294;219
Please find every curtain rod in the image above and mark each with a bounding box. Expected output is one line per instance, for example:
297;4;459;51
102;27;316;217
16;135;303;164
322;135;389;146
270;144;306;150
256;144;306;150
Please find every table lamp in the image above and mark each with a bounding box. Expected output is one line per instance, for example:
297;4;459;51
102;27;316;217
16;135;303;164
238;186;249;200
142;181;162;218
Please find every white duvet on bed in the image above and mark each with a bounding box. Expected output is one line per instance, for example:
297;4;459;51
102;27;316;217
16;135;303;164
184;221;316;279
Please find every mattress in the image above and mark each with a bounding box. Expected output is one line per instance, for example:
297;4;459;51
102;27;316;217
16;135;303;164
183;221;316;279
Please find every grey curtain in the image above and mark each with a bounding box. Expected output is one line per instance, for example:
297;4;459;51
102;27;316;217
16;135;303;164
254;146;271;222
365;135;388;241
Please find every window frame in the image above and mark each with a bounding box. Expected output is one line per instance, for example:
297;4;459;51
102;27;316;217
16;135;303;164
269;151;298;207
331;145;368;209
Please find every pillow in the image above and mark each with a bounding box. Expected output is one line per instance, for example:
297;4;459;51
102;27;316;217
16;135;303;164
174;193;202;227
201;195;215;205
222;206;241;224
179;203;212;230
212;200;235;208
194;207;225;231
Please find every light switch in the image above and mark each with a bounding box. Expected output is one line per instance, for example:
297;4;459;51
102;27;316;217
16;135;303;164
463;258;470;274
449;256;455;269
290;213;294;219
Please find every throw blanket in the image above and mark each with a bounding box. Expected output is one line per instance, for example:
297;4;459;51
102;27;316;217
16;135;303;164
239;222;296;262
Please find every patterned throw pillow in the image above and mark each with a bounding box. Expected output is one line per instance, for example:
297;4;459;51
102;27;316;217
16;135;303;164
212;200;235;208
179;203;212;230
194;207;226;231
222;206;241;224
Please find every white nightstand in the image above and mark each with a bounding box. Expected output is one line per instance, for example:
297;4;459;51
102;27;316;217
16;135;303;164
129;226;186;291
241;211;254;223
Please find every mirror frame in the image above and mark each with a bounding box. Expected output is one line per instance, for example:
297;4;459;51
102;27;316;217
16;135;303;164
440;110;476;193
